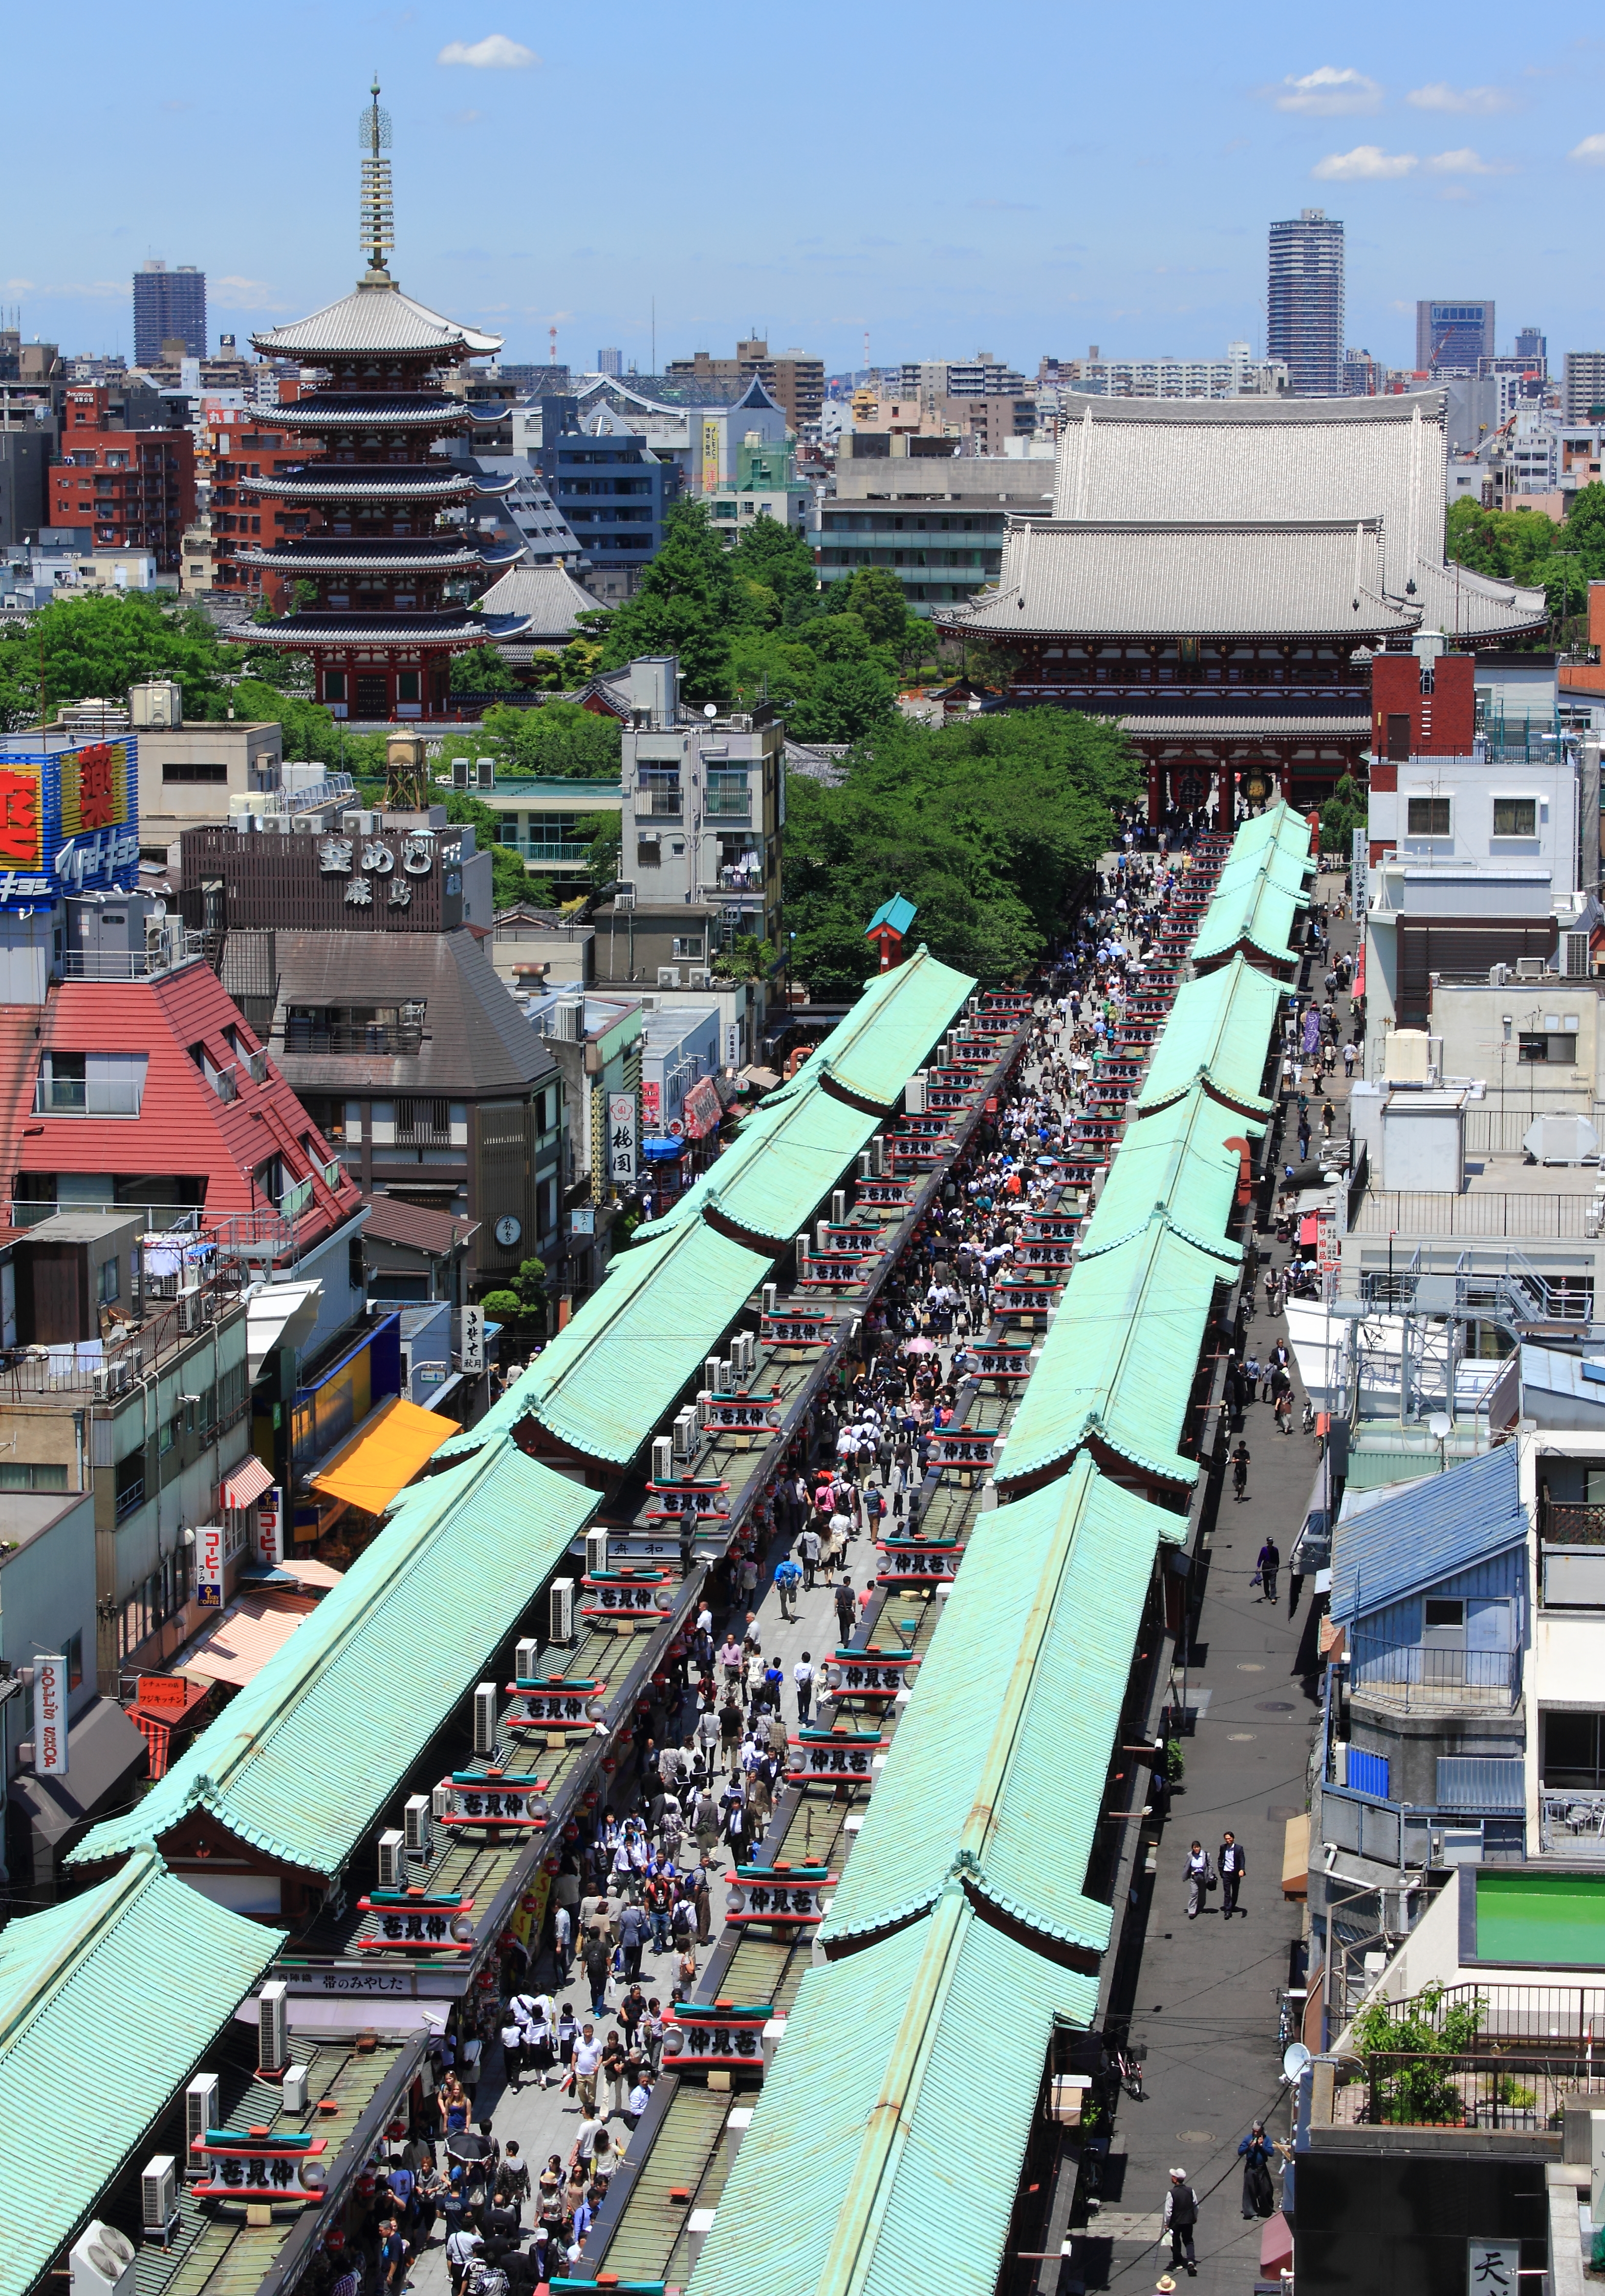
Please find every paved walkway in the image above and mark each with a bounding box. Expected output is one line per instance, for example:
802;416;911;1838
1083;870;1356;2296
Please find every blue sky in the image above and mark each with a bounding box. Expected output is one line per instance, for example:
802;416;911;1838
7;0;1605;378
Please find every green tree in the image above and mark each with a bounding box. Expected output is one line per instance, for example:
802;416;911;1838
712;933;775;982
781;708;1138;995
481;1253;548;1331
433;702;623;784
450;644;520;692
786;656;897;744
221;677;342;765
1319;772;1367;858
0;590;233;729
844;567;914;653
729;516;822;629
1351;1984;1486;2125
578;810;622;886
596;502;739;697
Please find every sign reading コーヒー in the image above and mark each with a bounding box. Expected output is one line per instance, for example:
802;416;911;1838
0;739;140;912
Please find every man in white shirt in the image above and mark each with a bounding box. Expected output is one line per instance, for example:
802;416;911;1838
793;1654;816;1724
572;2022;605;2113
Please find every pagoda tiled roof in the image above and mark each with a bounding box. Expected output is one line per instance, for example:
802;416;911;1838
225;608;534;649
250;277;502;359
239;464;510;503
266;394;494;429
237;536;523;575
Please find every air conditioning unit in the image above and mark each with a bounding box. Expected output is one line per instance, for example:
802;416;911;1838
377;1828;406;1889
657;967;681;988
403;1795;432;1859
651;1435;673;1483
283;2064;310;2114
1488;962;1509;986
549;1577;574;1643
614;882;636;910
704;1354;721;1395
214;1067;238;1103
92;1365;116;1401
258;1979;289;2077
432;1779;452;1822
141;2157;178;2241
815;1218;830;1254
248;1049;269;1084
870;1136;885;1177
473;1681;498;1758
185;2072;219;2166
452;758;470;790
672;1406;698;1459
476;757;495;790
551;998;582;1043
515;1636;540;1679
761;1283;778;1316
688;968;712;988
731;1332;754;1380
177;1288;203;1335
586;1527;610;1577
1564;930;1591;978
831;1188;847;1224
794;1232;809;1277
1516;955;1546;978
71;2222;136;2296
857;1151;872;1181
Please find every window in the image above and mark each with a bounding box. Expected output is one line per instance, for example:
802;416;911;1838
35;1051;146;1116
1423;1596;1465;1634
396;1097;450;1144
1542;1708;1605;1789
1518;1033;1578;1065
1493;797;1538;837
161;761;227;784
0;1462;68;1492
97;1256;119;1307
671;936;704;959
1407;796;1451;836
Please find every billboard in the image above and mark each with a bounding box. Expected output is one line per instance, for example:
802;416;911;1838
0;737;140;913
607;1090;638;1184
33;1655;68;1776
195;1522;225;1609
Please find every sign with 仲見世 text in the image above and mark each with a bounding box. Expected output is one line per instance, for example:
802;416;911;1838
0;739;140;913
33;1653;67;1776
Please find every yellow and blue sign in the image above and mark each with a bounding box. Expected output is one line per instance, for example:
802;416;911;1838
0;737;139;912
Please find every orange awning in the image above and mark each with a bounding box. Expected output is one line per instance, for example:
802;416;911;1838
308;1395;460;1518
179;1591;319;1689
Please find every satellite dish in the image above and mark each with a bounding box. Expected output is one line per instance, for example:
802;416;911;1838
704;702;718;719
1427;1411;1453;1442
1282;2040;1312;2082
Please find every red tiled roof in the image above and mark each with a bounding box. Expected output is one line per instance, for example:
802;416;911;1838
13;963;361;1245
362;1195;479;1257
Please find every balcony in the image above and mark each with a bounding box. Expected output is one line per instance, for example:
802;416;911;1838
1540;1499;1605;1546
1349;1637;1521;1713
1540;1789;1605;1858
36;1077;142;1116
704;790;752;820
283;1019;423;1057
637;788;683;819
113;1477;145;1522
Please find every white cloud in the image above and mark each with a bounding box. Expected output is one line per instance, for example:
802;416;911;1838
1312;144;1418;180
1425;147;1511;174
212;276;292;310
1571;133;1605;164
437;33;538;67
1407;81;1510;112
5;277;35;295
1268;65;1383;116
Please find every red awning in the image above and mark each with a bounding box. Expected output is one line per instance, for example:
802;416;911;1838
220;1456;275;1510
1298;1214;1319;1246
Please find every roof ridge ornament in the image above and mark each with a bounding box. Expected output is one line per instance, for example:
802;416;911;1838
359;76;396;287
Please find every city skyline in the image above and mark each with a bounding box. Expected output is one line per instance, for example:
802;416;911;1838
6;0;1605;376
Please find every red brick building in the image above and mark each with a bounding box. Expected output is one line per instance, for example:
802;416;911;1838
204;386;318;610
48;386;196;570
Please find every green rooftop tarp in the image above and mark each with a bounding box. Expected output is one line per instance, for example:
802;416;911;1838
822;1454;1180;1958
995;1217;1229;1492
1079;1087;1255;1266
687;1889;1093;2296
1134;954;1283;1118
0;1848;282;2296
73;1442;598;1876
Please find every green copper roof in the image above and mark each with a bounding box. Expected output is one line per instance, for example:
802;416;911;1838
0;1848;282;2296
636;1078;879;1247
1191;867;1302;969
687;1889;1093;2296
995;1217;1230;1491
821;1454;1179;1956
72;1443;598;1875
1134;954;1284;1117
793;944;976;1111
1080;1087;1255;1265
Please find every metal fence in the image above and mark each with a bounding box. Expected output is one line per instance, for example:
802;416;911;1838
1338;2051;1605;2130
1353;1189;1594;1239
1540;1789;1605;1858
1349;1637;1520;1711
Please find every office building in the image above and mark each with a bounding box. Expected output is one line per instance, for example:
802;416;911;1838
1515;324;1547;372
815;447;1056;615
664;338;824;429
897;355;1030;399
1416;300;1495;374
1565;351;1605;423
132;261;206;367
1267;209;1344;398
596;347;622;376
537;395;682;599
1343;348;1382;397
45;384;196;570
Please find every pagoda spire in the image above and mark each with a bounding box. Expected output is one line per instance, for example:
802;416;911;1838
359;76;395;285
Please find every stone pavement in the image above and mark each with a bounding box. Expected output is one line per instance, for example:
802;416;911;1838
1079;870;1356;2296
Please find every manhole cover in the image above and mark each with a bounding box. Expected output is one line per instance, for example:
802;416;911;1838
1227;1731;1256;1741
1256;1700;1296;1712
1177;2129;1214;2144
1236;1662;1266;1673
1267;1803;1302;1821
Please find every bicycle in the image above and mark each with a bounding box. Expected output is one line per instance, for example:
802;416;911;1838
1112;2038;1147;2100
1301;1396;1317;1435
1276;1991;1298;2049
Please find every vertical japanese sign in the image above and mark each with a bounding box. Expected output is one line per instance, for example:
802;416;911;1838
1466;2243;1518;2295
642;1080;661;1130
461;1306;486;1375
256;1485;284;1570
33;1653;67;1776
196;1522;225;1609
702;418;721;494
607;1091;638;1185
1352;825;1367;920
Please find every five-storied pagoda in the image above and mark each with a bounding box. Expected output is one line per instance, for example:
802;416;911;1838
228;83;531;718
